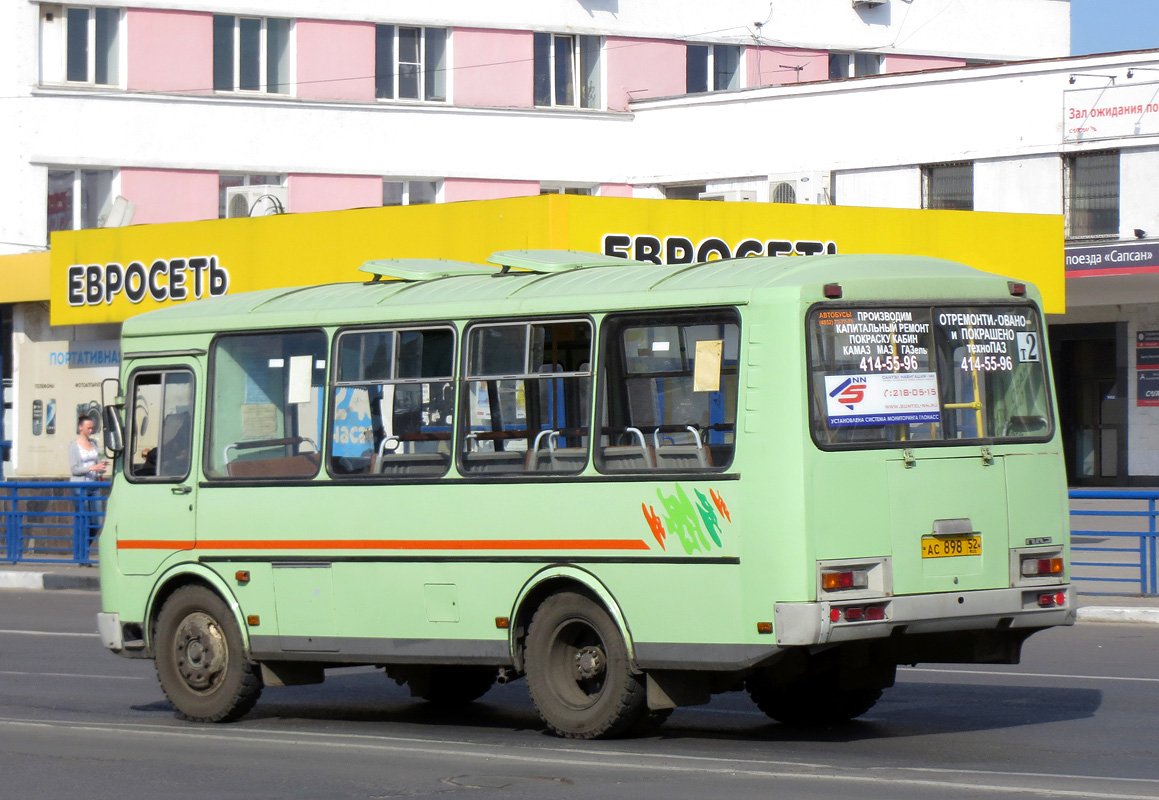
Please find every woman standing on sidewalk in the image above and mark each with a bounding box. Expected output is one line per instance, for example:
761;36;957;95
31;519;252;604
68;416;109;553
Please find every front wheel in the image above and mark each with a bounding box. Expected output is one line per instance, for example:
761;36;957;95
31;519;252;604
524;591;648;739
154;585;262;722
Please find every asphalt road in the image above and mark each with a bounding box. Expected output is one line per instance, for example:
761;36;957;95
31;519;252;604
2;590;1158;800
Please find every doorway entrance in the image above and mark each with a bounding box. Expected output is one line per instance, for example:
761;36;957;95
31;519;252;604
1049;322;1127;486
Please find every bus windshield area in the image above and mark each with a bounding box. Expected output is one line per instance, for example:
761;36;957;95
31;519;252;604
808;303;1052;447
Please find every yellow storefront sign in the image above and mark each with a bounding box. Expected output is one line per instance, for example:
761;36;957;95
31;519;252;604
47;195;1064;325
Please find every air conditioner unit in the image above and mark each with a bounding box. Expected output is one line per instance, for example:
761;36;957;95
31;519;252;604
768;172;832;205
225;185;287;218
698;189;758;202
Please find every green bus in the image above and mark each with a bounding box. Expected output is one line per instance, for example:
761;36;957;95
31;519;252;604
96;250;1072;738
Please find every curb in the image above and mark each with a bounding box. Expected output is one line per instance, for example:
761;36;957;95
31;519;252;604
0;570;100;592
1076;606;1159;625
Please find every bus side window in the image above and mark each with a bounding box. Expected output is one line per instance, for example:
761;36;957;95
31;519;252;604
329;326;455;478
596;310;739;473
460;319;592;475
206;331;328;480
128;369;195;481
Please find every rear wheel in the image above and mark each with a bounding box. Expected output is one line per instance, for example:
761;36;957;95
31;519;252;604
154;585;262;722
524;592;648;739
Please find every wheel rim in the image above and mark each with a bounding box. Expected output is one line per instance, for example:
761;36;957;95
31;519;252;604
545;618;608;710
171;611;228;695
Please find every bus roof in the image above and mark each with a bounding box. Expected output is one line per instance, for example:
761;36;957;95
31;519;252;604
121;252;1026;338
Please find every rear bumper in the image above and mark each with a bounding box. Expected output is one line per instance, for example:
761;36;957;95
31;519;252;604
774;585;1074;646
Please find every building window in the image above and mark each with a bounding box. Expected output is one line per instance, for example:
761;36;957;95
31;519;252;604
923;162;973;211
219;173;283;218
686;44;742;93
540;185;594;195
663;184;707;200
47;168;116;234
213;15;292;93
1065;151;1120;239
64;6;120;84
375;25;447;101
40;6;121;86
383;180;439;206
828;52;880;79
534;33;601;109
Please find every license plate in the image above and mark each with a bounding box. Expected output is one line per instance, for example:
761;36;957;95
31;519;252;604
921;534;981;558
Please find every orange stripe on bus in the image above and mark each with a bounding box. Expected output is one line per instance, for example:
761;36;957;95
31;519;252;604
117;538;652;551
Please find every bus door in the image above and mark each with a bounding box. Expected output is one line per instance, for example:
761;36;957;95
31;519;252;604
118;363;200;576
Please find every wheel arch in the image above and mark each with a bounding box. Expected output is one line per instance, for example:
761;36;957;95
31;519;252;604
508;566;635;672
144;564;249;657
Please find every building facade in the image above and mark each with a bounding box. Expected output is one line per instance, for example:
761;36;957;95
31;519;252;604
16;1;1159;487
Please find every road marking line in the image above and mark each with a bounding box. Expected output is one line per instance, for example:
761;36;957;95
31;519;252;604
903;666;1159;683
0;717;1157;799
0;670;146;681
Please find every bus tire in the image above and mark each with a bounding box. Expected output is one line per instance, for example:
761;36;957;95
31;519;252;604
417;666;496;706
154;585;262;722
745;672;881;726
524;591;647;739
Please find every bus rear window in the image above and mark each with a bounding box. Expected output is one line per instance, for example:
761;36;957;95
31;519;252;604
808;304;1052;447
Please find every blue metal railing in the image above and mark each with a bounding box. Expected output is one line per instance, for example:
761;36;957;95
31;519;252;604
0;480;109;565
1069;489;1159;597
0;481;1155;589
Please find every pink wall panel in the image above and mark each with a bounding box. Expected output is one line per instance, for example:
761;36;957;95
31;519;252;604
454;29;535;108
599;184;634;198
287;174;383;213
882;54;967;74
748;47;828;87
296;19;376;101
443;178;539;203
607;38;685;112
119;169;219;223
126;9;214;94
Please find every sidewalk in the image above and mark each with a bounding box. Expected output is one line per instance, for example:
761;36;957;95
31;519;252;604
2;561;1156;625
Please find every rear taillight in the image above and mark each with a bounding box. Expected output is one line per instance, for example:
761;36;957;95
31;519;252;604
1037;591;1068;608
1021;557;1064;578
821;569;869;591
830;604;887;623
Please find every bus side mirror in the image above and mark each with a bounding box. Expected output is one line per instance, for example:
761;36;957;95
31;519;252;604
103;405;124;454
101;377;124;455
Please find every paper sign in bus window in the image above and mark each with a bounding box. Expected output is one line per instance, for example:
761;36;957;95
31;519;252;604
240;403;279;439
824;372;940;427
287;355;314;404
693;340;723;392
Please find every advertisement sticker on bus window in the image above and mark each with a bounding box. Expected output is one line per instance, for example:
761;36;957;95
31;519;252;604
824;372;940;427
331;387;373;458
